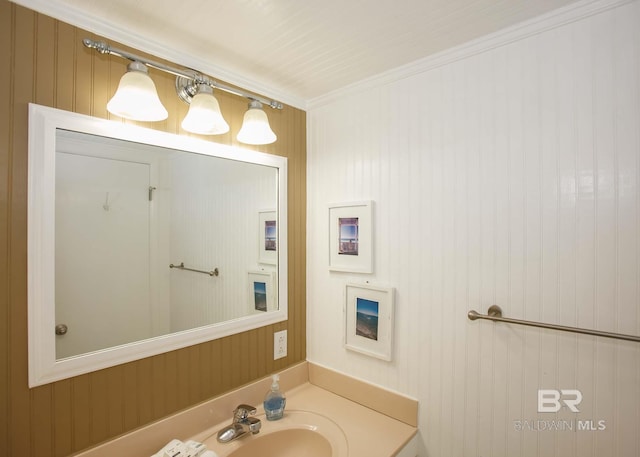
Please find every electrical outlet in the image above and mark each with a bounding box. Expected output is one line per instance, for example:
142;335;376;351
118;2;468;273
274;330;287;360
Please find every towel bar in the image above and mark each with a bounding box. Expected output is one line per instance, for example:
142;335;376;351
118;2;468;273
169;262;219;277
468;305;640;343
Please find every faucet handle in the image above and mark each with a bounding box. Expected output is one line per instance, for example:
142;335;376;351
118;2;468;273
233;404;257;421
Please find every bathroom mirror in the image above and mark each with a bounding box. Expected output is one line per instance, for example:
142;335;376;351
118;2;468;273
27;104;288;387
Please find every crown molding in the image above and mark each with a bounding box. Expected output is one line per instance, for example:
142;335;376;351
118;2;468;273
308;0;634;110
10;0;633;112
9;0;308;110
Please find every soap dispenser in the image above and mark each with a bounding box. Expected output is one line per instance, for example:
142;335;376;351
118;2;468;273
263;374;286;420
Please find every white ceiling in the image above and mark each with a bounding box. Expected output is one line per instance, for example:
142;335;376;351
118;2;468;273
14;0;581;108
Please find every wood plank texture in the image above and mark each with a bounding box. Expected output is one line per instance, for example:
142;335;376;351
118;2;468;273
0;1;307;455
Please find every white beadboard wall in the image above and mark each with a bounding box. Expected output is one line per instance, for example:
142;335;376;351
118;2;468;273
306;1;640;456
168;153;277;331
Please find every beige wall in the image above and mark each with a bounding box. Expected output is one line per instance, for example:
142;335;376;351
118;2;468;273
0;1;306;455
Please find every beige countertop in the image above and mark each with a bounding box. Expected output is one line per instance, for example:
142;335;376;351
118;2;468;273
73;362;418;457
191;381;417;457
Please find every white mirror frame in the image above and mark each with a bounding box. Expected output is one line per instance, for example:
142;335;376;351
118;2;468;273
27;103;288;387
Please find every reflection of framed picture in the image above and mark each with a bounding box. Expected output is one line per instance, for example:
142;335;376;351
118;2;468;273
259;210;277;265
328;201;372;273
344;283;394;361
248;271;275;313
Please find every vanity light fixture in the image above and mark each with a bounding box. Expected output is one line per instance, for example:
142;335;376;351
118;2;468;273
180;84;230;135
83;38;283;145
237;100;277;145
107;61;168;121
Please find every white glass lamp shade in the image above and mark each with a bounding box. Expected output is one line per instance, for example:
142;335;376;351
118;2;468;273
181;85;230;135
107;61;168;121
237;100;277;145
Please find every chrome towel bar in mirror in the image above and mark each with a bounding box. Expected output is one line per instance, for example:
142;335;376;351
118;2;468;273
169;262;219;277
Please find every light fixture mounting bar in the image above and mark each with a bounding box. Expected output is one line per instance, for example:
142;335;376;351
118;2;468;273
82;38;283;109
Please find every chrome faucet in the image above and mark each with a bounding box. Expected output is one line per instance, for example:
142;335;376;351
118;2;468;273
216;404;262;443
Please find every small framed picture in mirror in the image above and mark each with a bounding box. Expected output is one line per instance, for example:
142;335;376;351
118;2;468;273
259;209;277;265
248;270;276;313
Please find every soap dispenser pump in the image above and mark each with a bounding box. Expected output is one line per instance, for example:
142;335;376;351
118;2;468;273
263;374;286;421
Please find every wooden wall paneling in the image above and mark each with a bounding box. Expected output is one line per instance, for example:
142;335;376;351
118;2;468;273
293;108;307;361
150;354;167;420
237;328;251;384
217;337;231;392
253;328;264;381
205;342;217;400
223;90;243;147
0;1;306;453
193;343;208;402
228;334;243;388
31;15;57;457
34;13;56;107
71;374;91;454
0;1;12;451
255;326;267;377
122;362;140;433
75;28;95;117
154;65;178;135
259;327;269;378
88;370;109;445
10;6;35;456
175;347;187;411
87;34;110;120
109;367;127;439
106;50;127;124
185;345;201;406
196;344;209;402
163;350;179;415
299;109;306;361
54;20;76;113
31;386;53;456
135;357;153;426
53;379;73;456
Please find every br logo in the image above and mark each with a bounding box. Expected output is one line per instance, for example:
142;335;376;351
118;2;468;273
537;389;582;413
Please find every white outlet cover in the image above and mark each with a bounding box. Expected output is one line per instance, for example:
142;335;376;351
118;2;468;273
274;330;287;360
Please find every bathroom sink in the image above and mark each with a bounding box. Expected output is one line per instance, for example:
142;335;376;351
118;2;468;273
203;410;348;457
225;429;331;457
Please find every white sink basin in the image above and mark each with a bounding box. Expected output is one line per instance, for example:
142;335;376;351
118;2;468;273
202;410;348;457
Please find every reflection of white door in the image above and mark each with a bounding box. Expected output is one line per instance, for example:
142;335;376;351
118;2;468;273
55;152;151;359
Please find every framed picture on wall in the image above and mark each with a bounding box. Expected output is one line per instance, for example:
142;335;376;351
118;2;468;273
258;210;277;265
328;201;373;273
248;270;275;313
344;283;394;361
